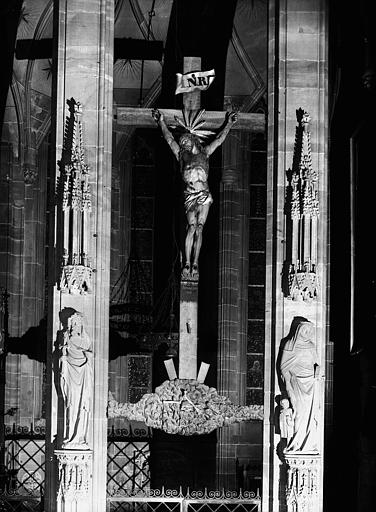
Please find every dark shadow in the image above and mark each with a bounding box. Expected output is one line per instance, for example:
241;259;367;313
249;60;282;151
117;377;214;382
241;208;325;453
278;461;288;512
7;317;47;363
274;394;289;463
109;329;139;361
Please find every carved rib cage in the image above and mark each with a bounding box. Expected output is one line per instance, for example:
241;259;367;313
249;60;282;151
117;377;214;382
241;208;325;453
284;109;319;301
60;98;92;269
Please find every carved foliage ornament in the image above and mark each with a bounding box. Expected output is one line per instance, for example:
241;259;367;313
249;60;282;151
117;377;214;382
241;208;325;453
55;450;92;501
60;264;93;295
285;455;320;512
283;108;319;302
108;379;263;436
288;270;318;303
60;100;91;213
58;98;93;295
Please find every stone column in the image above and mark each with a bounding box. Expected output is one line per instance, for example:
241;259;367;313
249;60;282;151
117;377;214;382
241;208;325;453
263;1;328;511
216;131;250;488
45;1;113;511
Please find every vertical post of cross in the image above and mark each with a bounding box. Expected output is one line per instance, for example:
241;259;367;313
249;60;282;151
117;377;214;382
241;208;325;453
178;57;201;380
182;57;201;111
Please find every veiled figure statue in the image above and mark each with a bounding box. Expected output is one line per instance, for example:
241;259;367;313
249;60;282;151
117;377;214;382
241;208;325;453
60;311;93;449
280;320;320;454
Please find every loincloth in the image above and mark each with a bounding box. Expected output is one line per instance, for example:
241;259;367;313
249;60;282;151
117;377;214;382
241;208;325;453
184;189;213;213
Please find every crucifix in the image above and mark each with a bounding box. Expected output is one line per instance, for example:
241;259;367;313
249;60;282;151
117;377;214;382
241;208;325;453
117;56;265;382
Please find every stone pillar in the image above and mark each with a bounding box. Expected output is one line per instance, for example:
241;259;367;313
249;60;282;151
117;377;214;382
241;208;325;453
263;1;328;511
216;131;250;488
45;1;113;511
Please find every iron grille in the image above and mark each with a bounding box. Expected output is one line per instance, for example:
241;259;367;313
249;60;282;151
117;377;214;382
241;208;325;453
107;425;151;497
108;488;261;512
0;424;45;511
187;503;259;512
0;494;43;512
3;425;45;496
109;502;180;512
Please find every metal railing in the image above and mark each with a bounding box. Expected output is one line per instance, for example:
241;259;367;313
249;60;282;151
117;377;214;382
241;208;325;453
107;487;261;512
0;424;261;512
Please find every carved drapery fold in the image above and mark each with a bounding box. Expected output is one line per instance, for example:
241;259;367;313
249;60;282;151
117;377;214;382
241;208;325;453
283;109;319;301
279;319;320;455
277;319;322;512
58;98;93;294
59;311;93;450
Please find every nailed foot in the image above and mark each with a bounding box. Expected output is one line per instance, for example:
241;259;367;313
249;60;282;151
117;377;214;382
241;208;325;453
191;264;199;278
182;264;191;278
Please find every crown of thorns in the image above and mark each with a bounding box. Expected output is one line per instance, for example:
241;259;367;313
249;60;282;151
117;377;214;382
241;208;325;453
173;109;214;141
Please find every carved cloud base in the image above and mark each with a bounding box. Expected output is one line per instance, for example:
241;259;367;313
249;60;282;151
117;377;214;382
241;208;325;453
108;379;263;435
285;454;320;512
55;450;92;512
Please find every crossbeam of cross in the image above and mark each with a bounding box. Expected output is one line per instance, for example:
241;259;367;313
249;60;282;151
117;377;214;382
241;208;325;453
115;107;265;132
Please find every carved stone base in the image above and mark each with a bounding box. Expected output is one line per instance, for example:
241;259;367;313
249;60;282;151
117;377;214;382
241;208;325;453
55;450;92;512
285;454;320;512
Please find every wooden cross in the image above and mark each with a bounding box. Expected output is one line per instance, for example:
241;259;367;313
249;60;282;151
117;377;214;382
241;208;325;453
117;57;265;382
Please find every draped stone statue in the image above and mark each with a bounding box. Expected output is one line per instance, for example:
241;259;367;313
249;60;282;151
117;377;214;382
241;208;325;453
60;312;93;449
280;320;320;454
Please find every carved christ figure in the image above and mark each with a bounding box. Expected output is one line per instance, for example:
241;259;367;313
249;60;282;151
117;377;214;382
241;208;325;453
280;320;320;454
60;311;93;449
152;108;238;277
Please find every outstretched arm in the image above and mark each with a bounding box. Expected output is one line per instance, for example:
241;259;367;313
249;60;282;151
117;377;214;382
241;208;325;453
205;110;238;156
152;109;180;160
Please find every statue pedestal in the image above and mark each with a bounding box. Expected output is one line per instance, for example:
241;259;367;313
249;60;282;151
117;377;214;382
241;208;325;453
179;279;198;379
284;453;320;512
55;450;93;512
